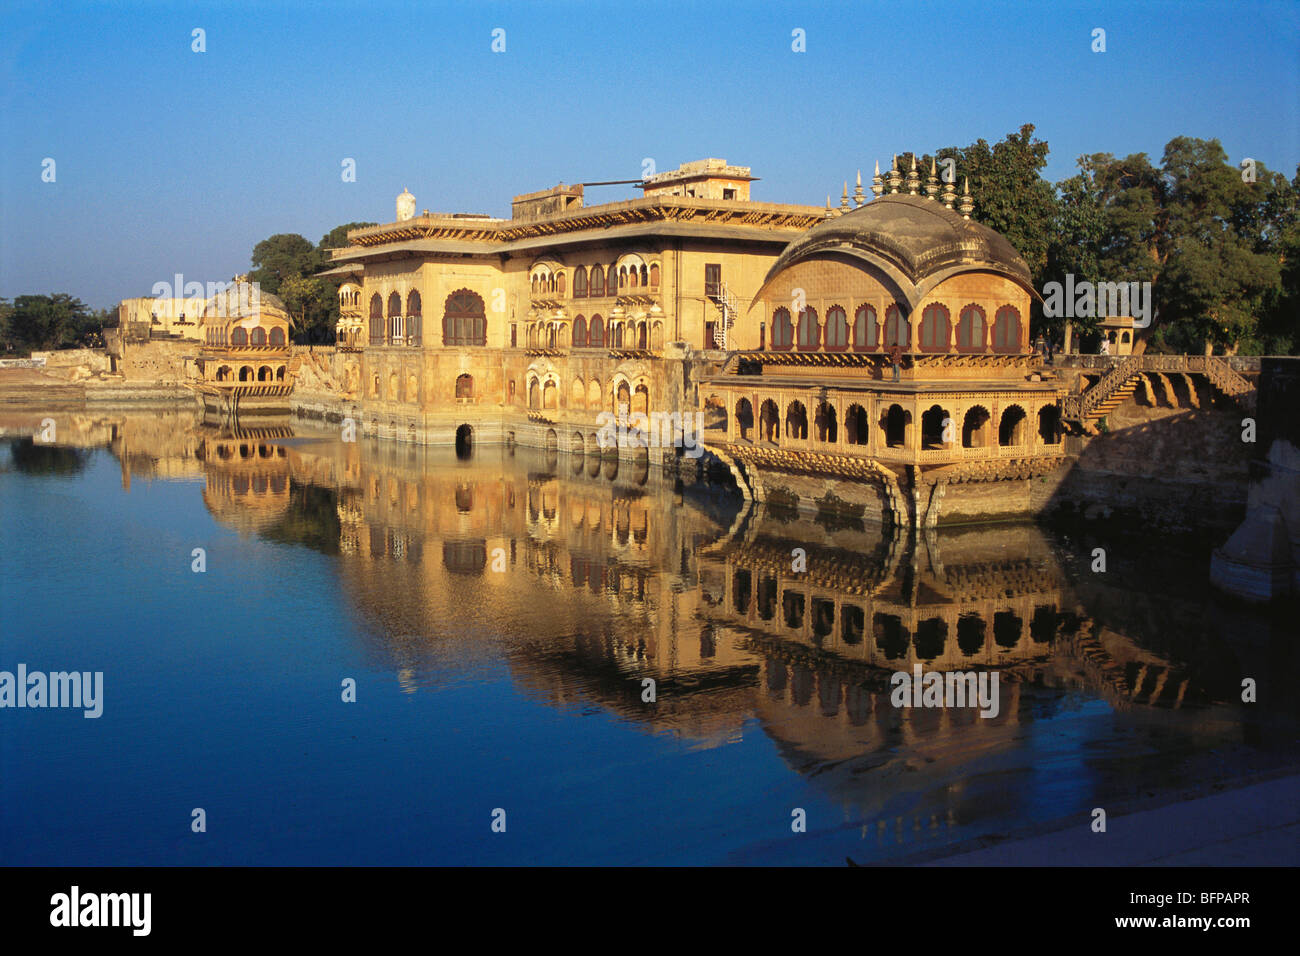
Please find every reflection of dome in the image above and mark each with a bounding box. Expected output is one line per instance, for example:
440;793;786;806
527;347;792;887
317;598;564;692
765;194;1033;297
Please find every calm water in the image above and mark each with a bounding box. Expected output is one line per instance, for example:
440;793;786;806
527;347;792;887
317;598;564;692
1;409;1297;865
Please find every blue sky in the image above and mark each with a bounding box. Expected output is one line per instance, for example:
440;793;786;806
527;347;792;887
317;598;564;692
2;0;1297;308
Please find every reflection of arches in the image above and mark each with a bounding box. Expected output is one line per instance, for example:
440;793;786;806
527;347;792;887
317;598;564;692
845;404;868;445
1038;405;1061;444
883;404;908;447
735;398;754;441
957;614;985;655
962;406;991;448
784;400;808;440
914;618;947;660
814;402;836;442
759;399;780;443
920;404;950;449
999;405;1028;446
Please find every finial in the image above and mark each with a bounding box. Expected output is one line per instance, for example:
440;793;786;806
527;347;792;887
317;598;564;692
871;160;884;198
824;196;833;220
959;177;973;219
840;181;850;211
854;170;864;207
888;157;902;195
905;154;920;195
925;157;939;200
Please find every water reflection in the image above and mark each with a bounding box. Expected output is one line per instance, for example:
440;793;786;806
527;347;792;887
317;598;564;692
7;407;1297;860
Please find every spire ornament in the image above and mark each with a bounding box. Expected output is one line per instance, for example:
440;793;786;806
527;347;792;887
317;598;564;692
926;157;939;199
871;160;884;198
854;170;865;207
958;177;974;219
905;154;920;195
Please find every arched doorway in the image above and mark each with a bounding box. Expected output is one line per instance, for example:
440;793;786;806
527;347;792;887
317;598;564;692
455;424;473;459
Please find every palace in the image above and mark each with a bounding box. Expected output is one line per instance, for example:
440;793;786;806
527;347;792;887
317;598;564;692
301;156;1248;527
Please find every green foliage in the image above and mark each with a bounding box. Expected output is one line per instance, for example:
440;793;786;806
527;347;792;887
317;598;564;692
4;293;99;352
250;234;321;298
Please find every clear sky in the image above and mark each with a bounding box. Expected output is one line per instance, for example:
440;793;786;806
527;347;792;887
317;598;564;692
2;0;1297;308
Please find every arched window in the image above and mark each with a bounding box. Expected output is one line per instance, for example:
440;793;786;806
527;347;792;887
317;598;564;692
771;308;793;350
735;398;754;441
796;307;819;351
590;265;605;298
853;305;878;351
993;306;1020;353
231;327;248;346
407;290;422;346
269;327;285;346
999;404;1028;445
639;264;648;287
649;263;660;289
456;374;473;399
884;304;909;348
573;315;587;347
250;327;266;346
957;304;986;352
824;306;848;351
573;266;587;298
388;291;403;345
369;294;383;345
919;304;950;352
556;273;566;296
784;401;808;440
589;314;605;348
443;289;487;346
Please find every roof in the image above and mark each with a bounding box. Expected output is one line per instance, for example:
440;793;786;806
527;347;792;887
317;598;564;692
763;194;1036;308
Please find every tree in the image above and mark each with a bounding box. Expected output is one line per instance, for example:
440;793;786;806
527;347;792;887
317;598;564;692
5;294;94;352
279;275;333;345
319;222;376;253
250;234;321;297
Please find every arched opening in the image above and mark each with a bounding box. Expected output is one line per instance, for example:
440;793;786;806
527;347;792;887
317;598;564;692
589;315;605;348
920;405;951;449
239;366;253;382
369;294;384;345
845;404;868;445
993;306;1020;354
443;289;487;346
573;315;587;347
216;366;232;382
615;381;631;414
269;327;285;346
771;308;793;350
999;405;1028;446
824;306;848;351
883;403;908;448
962;406;992;448
632;384;649;416
257;365;272;381
759;399;780;443
884;304;909;348
571;378;585;409
275;366;286;381
527;378;539;408
573;266;588;298
406;291;422;345
543;380;558;410
1038;405;1062;444
735;398;754;441
814;402;837;442
957;614;985;655
387;291;403;345
231;327;248;347
703;394;727;432
251;327;267;346
587;379;602;409
853;304;878;352
455;424;473;458
785;400;808;440
796;307;819;351
957;304;986;352
919;304;950;353
456;374;474;399
589;265;605;297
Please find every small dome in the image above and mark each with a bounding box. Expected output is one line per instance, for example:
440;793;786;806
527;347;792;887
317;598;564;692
765;194;1033;302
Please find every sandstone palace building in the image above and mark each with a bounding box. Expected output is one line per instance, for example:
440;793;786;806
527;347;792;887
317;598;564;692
302;157;1074;526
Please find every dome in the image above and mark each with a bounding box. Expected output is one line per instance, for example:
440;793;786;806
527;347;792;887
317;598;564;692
396;187;416;222
764;194;1034;308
